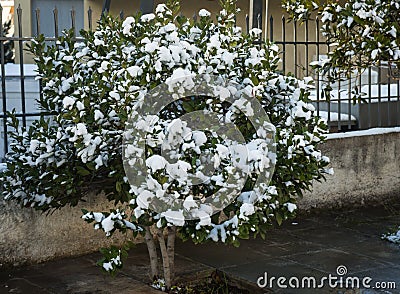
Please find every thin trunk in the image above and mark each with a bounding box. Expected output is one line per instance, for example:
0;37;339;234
167;226;176;282
157;228;171;289
144;226;159;280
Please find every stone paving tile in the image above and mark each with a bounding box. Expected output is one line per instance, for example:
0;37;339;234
341;218;400;237
0;205;399;293
352;267;400;291
279;218;327;232
251;232;326;257
285;225;371;249
2;278;53;294
336;240;400;269
219;257;328;293
120;243;213;283
0;253;160;294
175;239;276;268
281;248;388;275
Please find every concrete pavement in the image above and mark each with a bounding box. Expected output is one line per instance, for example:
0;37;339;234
1;204;399;293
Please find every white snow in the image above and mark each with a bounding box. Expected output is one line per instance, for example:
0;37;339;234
103;262;113;271
127;66;143;77
146;155;167;173
101;215;115;234
192;131;207;146
62;96;75;109
166;160;192;180
75;123;88;136
199;9;211;17
249;28;263;36
0;64;38;77
326;127;400;140
155;4;167;14
318;111;357;122
385;229;400;244
310;83;400;103
94;109;104;121
161;209;185;226
140;13;155;22
183;195;198;210
239;203;255;219
0;163;6;172
137;190;154;209
284;203;297;213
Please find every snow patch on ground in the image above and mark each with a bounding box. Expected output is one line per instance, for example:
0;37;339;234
382;228;400;245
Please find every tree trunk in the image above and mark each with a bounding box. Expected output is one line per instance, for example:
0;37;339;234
144;226;159;280
167;226;176;282
157;228;172;289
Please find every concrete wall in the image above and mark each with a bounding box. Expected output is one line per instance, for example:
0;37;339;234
1;130;399;266
300;131;400;209
0;194;130;267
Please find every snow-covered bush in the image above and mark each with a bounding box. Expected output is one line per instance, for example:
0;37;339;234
283;0;400;90
1;0;329;289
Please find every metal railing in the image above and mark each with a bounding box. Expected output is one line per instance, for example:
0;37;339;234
0;6;399;161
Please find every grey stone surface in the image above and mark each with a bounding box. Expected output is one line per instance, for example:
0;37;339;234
0;205;399;293
301;132;400;210
0;194;135;267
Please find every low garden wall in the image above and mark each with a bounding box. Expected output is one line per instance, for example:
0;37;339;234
300;128;400;209
1;129;399;266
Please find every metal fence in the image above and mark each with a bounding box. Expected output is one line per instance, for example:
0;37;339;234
263;15;400;133
1;5;399;161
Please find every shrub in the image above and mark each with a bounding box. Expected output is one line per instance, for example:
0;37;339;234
283;0;400;95
1;0;330;289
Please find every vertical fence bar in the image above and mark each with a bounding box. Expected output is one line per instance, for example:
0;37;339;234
281;16;286;73
17;5;27;128
326;42;331;129
397;76;400;126
348;76;352;130
35;8;41;36
257;14;261;44
71;7;76;36
388;74;391;126
378;63;382;127
54;7;59;38
0;4;8;157
269;15;273;42
88;6;93;31
337;79;341;131
245;14;249;34
305;19;309;76
102;0;111;16
368;67;372;129
293;21;297;77
358;66;362;128
315;16;320;116
36;8;44;105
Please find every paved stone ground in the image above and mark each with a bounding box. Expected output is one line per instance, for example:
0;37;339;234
1;204;399;294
